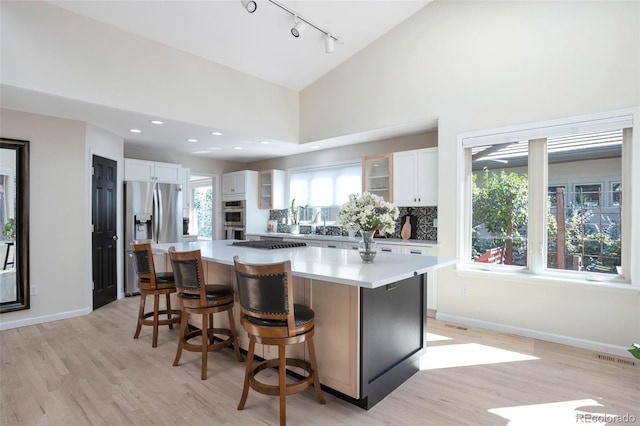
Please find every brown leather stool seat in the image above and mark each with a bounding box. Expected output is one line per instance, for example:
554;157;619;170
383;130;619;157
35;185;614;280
169;247;243;380
129;242;181;348
233;256;325;426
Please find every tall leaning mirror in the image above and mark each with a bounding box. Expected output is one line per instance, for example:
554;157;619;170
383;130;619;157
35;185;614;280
0;138;29;313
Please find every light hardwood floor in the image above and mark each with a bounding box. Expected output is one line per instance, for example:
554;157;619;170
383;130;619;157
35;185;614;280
1;296;638;425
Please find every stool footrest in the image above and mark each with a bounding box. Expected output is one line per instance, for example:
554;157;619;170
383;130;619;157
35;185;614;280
140;309;182;327
181;327;234;353
249;358;316;396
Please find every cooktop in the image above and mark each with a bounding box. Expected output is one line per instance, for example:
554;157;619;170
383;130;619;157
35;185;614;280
230;240;308;250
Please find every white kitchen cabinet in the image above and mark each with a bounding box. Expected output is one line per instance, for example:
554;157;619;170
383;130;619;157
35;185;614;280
401;245;435;256
124;159;181;183
393;148;438;206
258;169;286;209
362;153;393;202
401;244;438;313
322;240;343;249
180;167;191;209
377;243;401;254
222;170;259;201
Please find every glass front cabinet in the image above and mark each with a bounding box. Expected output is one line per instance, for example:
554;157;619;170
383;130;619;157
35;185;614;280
362;153;393;202
258;169;286;209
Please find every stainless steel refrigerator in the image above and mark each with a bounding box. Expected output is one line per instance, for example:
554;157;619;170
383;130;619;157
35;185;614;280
124;181;183;295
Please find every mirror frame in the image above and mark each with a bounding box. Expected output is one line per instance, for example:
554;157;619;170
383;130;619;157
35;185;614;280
0;138;30;313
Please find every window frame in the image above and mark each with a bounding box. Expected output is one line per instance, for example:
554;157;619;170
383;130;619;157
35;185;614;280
457;109;637;286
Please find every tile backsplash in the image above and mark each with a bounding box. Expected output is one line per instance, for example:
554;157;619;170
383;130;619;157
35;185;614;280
268;206;437;241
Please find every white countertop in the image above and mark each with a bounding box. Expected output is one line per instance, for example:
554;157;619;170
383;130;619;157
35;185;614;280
246;232;438;246
154;240;455;289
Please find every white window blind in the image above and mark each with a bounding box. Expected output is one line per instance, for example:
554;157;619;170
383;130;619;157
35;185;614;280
289;162;361;207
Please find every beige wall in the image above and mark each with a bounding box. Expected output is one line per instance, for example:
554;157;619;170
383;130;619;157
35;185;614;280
300;0;639;353
1;0;299;144
248;131;437;172
0;109;103;328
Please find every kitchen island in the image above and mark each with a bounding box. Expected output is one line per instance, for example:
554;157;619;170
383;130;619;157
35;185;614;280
154;240;456;409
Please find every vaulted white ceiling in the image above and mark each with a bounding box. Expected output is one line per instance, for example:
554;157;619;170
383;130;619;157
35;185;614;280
2;0;433;161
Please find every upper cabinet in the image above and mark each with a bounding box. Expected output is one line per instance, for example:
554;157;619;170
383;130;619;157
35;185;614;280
258;169;286;209
222;170;259;201
124;159;181;183
362;153;393;202
393;148;438;207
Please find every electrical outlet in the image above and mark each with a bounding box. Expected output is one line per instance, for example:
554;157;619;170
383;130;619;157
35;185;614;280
433;219;438;228
461;286;468;296
30;285;38;296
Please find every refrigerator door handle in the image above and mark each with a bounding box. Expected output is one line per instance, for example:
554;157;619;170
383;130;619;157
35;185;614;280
155;185;163;243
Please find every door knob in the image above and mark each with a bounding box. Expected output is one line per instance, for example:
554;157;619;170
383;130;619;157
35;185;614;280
112;235;119;241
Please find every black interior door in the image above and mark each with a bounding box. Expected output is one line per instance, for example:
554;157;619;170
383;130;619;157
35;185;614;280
92;155;118;309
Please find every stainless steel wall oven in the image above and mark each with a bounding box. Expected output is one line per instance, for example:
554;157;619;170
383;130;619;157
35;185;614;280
223;200;245;240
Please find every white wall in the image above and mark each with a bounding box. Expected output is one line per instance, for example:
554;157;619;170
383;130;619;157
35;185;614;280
301;1;640;354
1;0;299;144
0;109;98;328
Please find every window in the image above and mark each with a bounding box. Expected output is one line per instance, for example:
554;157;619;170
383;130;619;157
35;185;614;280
190;177;213;240
548;185;567;208
289;161;361;222
573;183;602;207
459;112;634;282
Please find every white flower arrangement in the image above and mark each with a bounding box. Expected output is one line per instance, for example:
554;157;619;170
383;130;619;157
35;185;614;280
337;192;400;234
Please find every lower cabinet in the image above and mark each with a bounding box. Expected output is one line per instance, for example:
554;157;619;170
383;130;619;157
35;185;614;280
402;244;438;312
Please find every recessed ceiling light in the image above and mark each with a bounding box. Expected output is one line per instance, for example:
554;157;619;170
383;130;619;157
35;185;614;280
211;131;223;136
192;150;210;154
310;145;319;149
187;138;198;143
260;141;269;145
234;146;243;150
129;128;142;133
150;120;164;125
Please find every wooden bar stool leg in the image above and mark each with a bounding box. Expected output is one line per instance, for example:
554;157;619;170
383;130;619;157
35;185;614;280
278;344;286;426
152;294;160;348
134;293;146;340
201;314;208;380
166;293;174;329
173;310;188;367
238;337;255;410
307;336;326;404
227;309;243;362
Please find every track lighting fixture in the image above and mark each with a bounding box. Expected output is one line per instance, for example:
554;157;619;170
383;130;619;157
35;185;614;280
291;16;306;38
244;0;341;53
240;0;257;13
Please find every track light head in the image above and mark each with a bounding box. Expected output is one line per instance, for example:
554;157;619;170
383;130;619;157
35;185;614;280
325;34;335;53
241;0;257;13
291;16;306;38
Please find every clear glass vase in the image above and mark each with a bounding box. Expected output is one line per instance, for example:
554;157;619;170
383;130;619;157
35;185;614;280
358;230;378;263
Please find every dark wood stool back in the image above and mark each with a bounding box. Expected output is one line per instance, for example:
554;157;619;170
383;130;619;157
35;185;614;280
168;247;243;380
233;255;325;426
129;241;181;347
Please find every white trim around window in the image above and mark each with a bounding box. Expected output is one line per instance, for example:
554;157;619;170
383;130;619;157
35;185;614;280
456;108;639;288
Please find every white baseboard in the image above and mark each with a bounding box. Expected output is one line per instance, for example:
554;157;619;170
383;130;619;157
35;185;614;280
435;313;634;360
0;307;92;331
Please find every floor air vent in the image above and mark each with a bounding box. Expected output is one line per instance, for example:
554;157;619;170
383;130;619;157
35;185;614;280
593;352;637;367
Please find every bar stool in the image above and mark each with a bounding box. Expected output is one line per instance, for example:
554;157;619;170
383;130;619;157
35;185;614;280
129;242;181;348
233;255;325;426
168;247;243;380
